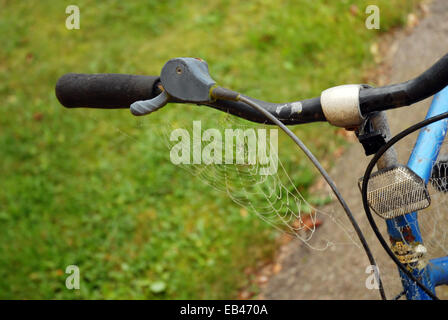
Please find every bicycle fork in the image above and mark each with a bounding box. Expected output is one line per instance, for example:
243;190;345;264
371;87;448;299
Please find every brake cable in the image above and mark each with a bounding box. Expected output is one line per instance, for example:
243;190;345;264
361;112;448;301
211;86;387;300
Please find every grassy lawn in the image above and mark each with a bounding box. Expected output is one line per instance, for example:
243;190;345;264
0;0;419;299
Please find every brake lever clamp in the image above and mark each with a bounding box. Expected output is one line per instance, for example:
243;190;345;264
130;57;217;116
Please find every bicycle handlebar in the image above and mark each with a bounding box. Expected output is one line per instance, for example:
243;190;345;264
205;96;325;124
55;73;160;109
55;58;326;125
55;53;448;128
360;53;448;114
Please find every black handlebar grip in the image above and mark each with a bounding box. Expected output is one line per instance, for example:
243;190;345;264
55;73;160;109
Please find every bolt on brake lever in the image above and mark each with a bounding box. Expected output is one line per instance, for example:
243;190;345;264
130;57;217;116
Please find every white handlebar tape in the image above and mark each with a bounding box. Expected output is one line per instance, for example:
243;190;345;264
320;84;364;128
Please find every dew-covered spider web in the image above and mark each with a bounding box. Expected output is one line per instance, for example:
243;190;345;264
67;103;448;300
132;110;361;251
80;105;448;257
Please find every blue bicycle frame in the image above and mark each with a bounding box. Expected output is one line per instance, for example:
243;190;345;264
386;86;448;299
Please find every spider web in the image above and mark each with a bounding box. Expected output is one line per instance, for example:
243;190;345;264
76;105;367;252
68;105;448;299
146;111;359;250
83;107;448;255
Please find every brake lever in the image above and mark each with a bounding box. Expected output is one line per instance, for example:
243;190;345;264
130;57;217;116
130;90;169;116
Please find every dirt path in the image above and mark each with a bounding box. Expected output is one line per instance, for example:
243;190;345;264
262;0;448;300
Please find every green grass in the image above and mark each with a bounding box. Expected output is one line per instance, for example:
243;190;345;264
0;0;419;299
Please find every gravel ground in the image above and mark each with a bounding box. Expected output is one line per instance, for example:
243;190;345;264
262;0;448;300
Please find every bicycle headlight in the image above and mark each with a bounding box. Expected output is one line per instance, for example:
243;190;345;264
359;165;430;219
